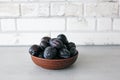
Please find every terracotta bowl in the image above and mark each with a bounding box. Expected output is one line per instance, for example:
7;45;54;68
31;53;78;70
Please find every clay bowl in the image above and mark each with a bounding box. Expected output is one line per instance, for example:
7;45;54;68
31;53;78;70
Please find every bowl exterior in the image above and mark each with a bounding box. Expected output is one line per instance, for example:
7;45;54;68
31;54;78;70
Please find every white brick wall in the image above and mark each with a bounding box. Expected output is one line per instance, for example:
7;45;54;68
0;0;120;46
65;2;83;16
0;0;11;1
21;3;49;17
51;2;66;16
67;0;118;2
67;17;95;31
85;3;118;17
1;19;16;31
97;18;112;31
17;18;65;31
0;3;19;17
113;18;120;31
51;2;83;16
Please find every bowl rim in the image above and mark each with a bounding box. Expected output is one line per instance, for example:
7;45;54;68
31;53;78;61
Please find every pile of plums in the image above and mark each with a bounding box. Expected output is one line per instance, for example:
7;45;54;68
29;34;78;59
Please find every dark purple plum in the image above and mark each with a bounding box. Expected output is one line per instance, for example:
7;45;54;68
70;47;78;56
57;34;68;45
41;36;51;43
43;47;57;59
59;48;71;59
67;42;76;50
49;38;63;49
40;41;49;49
29;45;41;57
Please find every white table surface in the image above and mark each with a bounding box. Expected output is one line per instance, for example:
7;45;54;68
0;46;120;80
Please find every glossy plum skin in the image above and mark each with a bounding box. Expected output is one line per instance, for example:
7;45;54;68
67;42;76;50
59;48;71;59
40;41;49;50
43;47;57;59
70;47;78;56
29;45;41;57
49;38;63;49
41;37;51;43
57;34;68;45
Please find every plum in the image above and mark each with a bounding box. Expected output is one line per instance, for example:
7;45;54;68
57;34;68;45
67;42;76;50
41;36;51;43
49;38;63;49
70;47;78;56
43;47;57;59
29;45;41;57
40;41;49;49
59;48;71;58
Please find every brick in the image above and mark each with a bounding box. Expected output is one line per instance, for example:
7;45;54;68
21;3;49;17
51;2;66;16
21;3;39;17
0;33;16;45
85;3;118;17
18;33;50;45
65;2;83;16
67;0;118;2
97;18;112;31
29;0;65;1
0;3;19;17
113;18;120;31
39;3;49;16
67;17;95;31
1;19;16;31
0;0;11;1
51;32;120;45
13;0;28;1
51;2;82;16
17;18;65;31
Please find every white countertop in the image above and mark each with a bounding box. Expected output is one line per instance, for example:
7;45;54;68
0;46;120;80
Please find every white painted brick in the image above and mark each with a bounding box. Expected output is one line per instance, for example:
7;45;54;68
0;3;19;17
113;18;120;31
67;17;95;31
13;0;28;1
97;18;112;31
51;32;120;45
0;0;11;1
65;2;83;16
51;2;83;16
18;33;50;45
97;0;117;1
1;19;16;31
17;18;65;31
119;6;120;17
67;0;118;2
0;33;16;45
21;3;49;17
21;3;39;17
85;3;118;17
51;2;66;16
29;0;65;1
39;3;49;16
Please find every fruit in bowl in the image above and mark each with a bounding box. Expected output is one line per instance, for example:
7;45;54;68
29;34;78;70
